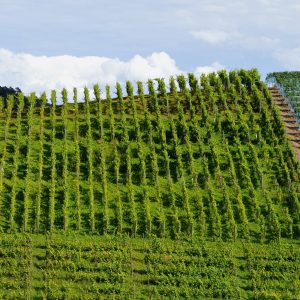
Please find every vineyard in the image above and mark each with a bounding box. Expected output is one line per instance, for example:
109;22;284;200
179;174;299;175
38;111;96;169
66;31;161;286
0;69;300;298
1;234;299;299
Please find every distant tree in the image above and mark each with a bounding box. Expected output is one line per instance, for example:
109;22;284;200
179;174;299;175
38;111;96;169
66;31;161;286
0;86;21;108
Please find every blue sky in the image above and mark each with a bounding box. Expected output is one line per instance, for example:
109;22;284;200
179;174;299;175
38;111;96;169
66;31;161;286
0;0;300;96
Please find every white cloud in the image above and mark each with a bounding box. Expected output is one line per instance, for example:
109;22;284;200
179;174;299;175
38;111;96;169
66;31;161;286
273;47;300;70
194;62;225;75
191;30;231;44
0;48;225;101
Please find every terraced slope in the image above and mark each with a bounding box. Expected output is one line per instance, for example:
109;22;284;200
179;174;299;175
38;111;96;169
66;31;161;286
267;72;300;120
269;86;300;160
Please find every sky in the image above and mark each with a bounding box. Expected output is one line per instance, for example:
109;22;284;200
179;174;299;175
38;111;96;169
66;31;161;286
0;0;300;98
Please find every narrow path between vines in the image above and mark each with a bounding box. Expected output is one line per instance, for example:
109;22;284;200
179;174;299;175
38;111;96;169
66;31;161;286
269;87;300;160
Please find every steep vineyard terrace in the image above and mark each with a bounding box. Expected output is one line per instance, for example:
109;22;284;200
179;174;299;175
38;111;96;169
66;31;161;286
0;69;299;241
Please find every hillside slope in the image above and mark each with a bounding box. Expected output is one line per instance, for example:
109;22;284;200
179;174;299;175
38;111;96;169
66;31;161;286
0;69;299;298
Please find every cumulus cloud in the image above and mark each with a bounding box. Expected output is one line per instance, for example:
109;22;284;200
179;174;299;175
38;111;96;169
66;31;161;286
194;62;226;75
0;48;225;100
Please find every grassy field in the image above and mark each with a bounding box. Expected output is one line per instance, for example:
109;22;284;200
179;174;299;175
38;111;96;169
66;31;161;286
0;69;299;298
0;233;299;299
